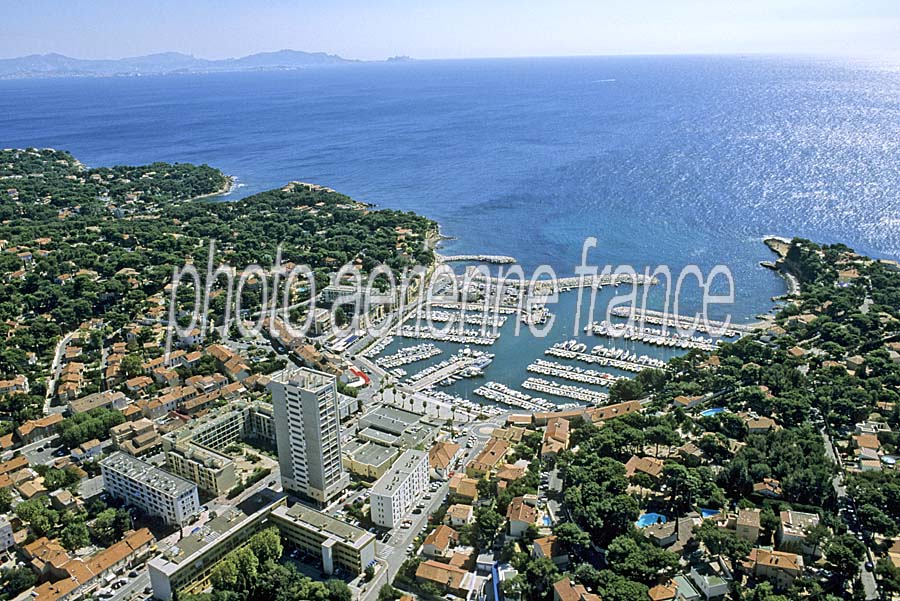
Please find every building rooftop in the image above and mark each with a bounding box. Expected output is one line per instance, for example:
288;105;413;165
269;365;334;392
272;502;374;550
101;452;196;497
349;441;398;467
150;491;285;575
371;449;426;496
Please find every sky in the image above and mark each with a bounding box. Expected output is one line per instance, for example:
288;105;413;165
2;0;900;61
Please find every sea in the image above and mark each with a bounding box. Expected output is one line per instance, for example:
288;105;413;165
3;55;899;402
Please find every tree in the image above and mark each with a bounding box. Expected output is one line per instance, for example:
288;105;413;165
694;519;753;564
0;566;37;598
522;557;560;600
553;522;591;556
0;487;12;513
377;585;401;601
247;527;282;564
325;579;352;601
473;506;504;549
61;519;90;551
825;534;865;584
121;353;143;378
606;534;678;584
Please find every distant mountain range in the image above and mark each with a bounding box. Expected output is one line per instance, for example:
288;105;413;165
0;50;409;79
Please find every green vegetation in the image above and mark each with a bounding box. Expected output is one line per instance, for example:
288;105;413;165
0;148;435;431
181;527;352;601
57;407;125;448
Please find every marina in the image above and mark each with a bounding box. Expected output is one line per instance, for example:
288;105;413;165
439;254;517;264
473;381;557;412
421;389;505;417
608;306;755;336
362;335;394;358
375;343;443;368
521;377;609;403
414;309;508;329
406;348;495;391
545;345;667;372
397;324;500;345
526;359;623;387
585;320;719;352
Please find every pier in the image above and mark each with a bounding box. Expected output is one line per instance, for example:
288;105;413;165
527;359;623;387
440;254;517;264
398;325;499;345
586;321;718;352
521;377;609;404
414;309;507;329
376;343;442;368
609;306;756;335
473;381;557;412
545;346;666;372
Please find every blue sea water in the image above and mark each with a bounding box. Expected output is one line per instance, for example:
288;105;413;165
2;55;900;396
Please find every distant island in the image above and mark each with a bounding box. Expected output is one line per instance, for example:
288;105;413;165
0;49;415;80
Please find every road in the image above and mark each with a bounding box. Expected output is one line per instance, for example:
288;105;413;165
106;570;150;601
45;330;77;413
818;422;879;601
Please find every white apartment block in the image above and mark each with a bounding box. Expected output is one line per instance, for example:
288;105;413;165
101;452;200;527
370;449;429;528
0;516;14;552
269;367;349;504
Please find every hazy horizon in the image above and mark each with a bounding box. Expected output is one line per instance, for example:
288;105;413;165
3;0;900;62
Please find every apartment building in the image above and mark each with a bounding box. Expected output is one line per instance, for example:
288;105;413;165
268;367;348;504
100;452;200;527
370;449;429;528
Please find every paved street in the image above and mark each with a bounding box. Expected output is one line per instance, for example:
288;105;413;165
819;423;879;600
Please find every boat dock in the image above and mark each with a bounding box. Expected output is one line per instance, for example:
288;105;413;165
407;349;493;391
415;309;507;329
586;321;718;352
545;345;666;372
527;359;623;387
521;377;609;404
398;325;499;345
440;254;517;264
609;306;756;335
362;335;394;358
473;381;557;412
376;343;442;368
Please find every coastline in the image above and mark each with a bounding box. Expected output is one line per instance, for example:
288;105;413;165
761;235;801;298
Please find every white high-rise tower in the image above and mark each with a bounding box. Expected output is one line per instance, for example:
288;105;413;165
269;366;349;504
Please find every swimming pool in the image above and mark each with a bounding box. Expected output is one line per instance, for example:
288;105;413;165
636;513;667;528
700;407;726;417
700;508;721;518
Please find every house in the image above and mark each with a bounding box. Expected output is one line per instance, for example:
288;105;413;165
429;441;461;479
71;439;103;462
125;375;153;395
542;417;570;458
624;455;665;480
446;504;475;528
674;395;704;409
553;576;601;601
744;415;776;434
506;496;539;538
777;510;821;556
415;559;476;598
0;374;28;396
648;581;677;601
736;508;761;543
466;438;509;478
752;478;782;499
689;557;732;600
422;525;459;559
644;521;678;548
16;413;63;444
741;548;803;590
449;474;479;503
533;535;569;568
